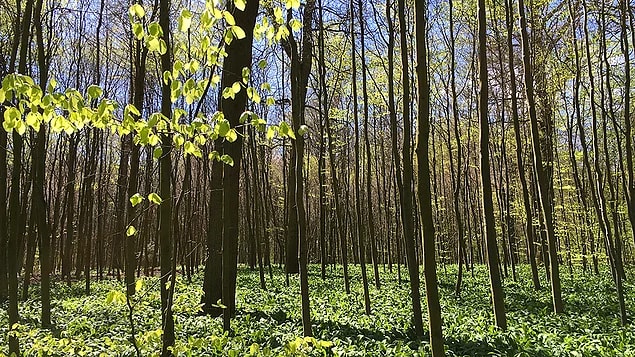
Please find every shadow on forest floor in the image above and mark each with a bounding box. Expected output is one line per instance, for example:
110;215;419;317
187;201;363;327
235;307;554;356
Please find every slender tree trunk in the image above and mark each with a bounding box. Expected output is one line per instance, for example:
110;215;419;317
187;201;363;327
518;0;563;313
504;0;540;290
7;1;36;353
357;0;380;290
448;0;467;296
350;0;371;315
414;1;444;355
598;2;627;325
392;0;424;336
158;0;175;352
126;28;149;296
618;0;635;263
31;0;52;326
477;0;507;330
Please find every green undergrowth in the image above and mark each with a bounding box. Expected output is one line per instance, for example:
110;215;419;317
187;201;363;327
1;264;635;356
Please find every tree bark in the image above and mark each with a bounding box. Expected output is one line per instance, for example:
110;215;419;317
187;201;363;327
414;1;445;355
518;0;563;313
219;0;259;332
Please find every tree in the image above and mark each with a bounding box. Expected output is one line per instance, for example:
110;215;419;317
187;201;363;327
6;0;36;353
478;0;506;331
351;0;372;315
158;0;175;352
414;1;444;355
518;0;563;313
392;0;424;337
219;0;260;332
505;0;540;291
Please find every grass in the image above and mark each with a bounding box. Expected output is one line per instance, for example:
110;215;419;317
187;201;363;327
1;263;635;356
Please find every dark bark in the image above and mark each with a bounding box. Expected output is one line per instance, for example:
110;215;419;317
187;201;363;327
158;0;175;352
350;0;371;316
219;0;259;332
505;0;541;290
414;1;445;355
518;0;563;313
392;0;424;337
358;0;380;290
477;0;506;331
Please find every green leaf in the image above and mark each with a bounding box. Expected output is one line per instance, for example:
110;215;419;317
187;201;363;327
126;103;141;117
289;18;302;32
153;147;163;159
148;193;163;205
222;87;235;100
208;150;220;161
247;87;260;103
15;119;26;135
147;36;160;52
132;23;144;40
232;26;246;40
126;225;137;237
87;85;103;99
285;0;300;10
242;67;250;83
173;133;185;147
223;11;236;26
234;0;246;11
217;119;230;137
158;39;167;55
3;107;19;132
129;3;145;18
298;124;308;136
266;126;277;140
279;121;294;138
106;290;126;305
226;129;238;142
179;9;193;32
232;81;242;94
51;115;65;133
25;112;40;132
239;111;251;124
184;141;202;158
220;154;234;166
148;22;162;37
129;193;145;207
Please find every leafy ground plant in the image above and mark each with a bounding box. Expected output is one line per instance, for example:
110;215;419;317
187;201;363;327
1;264;635;356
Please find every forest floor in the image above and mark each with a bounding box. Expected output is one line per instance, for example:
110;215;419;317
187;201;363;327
1;264;634;356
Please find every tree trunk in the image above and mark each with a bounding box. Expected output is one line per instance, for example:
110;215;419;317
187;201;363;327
158;0;175;352
350;0;371;315
518;0;563;313
392;0;424;337
219;0;259;332
414;1;445;355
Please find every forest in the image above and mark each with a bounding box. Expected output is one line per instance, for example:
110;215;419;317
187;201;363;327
1;0;635;355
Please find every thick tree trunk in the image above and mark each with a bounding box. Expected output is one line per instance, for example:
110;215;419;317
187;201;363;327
219;0;259;332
